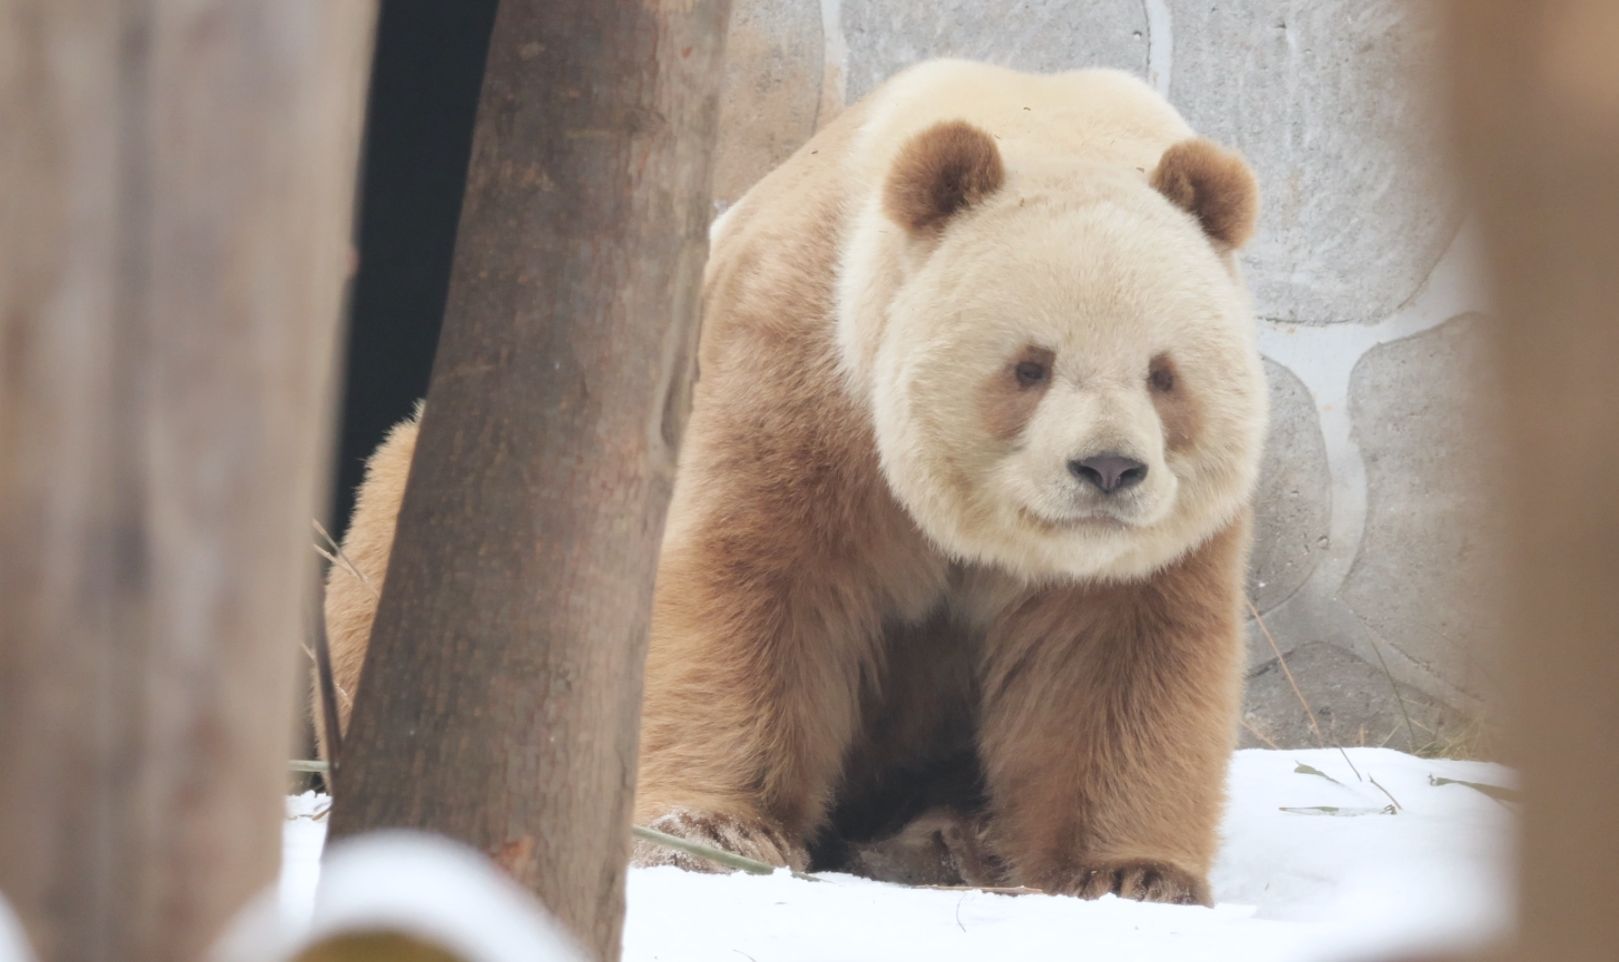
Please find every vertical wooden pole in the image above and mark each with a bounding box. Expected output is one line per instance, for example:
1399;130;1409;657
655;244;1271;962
1448;5;1619;961
327;1;729;959
0;3;375;961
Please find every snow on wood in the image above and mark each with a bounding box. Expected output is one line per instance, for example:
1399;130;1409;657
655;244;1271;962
223;831;584;962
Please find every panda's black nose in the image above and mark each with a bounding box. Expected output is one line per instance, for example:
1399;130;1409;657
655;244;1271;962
1068;454;1148;494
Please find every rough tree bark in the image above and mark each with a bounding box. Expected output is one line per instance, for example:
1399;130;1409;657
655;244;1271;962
0;3;375;961
1447;4;1619;962
326;2;731;960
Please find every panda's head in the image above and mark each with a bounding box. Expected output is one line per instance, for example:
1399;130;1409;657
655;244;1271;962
853;122;1267;581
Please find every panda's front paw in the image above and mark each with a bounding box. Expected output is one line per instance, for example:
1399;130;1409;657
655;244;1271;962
1050;858;1211;906
632;808;808;873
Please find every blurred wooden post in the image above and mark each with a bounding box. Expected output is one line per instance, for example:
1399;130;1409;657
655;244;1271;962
326;1;730;959
1448;4;1619;961
0;4;375;961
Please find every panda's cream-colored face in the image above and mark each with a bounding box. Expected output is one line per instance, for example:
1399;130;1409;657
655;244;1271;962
854;128;1267;581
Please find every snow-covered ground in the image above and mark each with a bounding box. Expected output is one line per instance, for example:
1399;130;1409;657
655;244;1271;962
281;748;1515;962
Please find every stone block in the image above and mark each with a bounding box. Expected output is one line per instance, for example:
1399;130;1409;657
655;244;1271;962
713;0;824;205
1167;1;1455;323
1249;359;1331;613
1240;639;1465;753
841;0;1148;103
1341;314;1505;703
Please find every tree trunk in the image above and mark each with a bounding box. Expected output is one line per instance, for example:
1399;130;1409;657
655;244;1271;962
1447;4;1619;961
326;2;730;959
0;3;375;961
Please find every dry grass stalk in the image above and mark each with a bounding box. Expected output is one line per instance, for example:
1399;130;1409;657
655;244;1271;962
1247;598;1364;780
314;518;378;600
299;642;353;710
630;825;821;882
1241;718;1280;750
1365;634;1419;752
1368;773;1404;812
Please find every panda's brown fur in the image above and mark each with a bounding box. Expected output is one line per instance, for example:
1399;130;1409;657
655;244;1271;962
324;60;1264;905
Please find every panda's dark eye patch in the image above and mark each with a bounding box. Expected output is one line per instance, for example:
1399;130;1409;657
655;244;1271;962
1148;352;1199;452
1149;354;1177;393
1013;347;1055;389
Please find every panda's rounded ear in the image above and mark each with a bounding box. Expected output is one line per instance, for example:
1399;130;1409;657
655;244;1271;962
883;121;1005;236
1150;138;1259;249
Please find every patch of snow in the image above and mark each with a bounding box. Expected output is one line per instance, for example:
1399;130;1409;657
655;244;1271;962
280;790;329;923
1214;748;1515;961
626;867;1312;962
277;749;1514;961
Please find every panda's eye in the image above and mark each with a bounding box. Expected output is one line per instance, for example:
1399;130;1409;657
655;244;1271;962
1014;360;1048;387
1150;361;1176;393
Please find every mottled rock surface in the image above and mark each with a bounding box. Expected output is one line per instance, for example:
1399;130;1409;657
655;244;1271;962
1240;640;1462;753
1168;1;1456;323
713;0;824;205
840;0;1148;102
1342;315;1505;703
1249;360;1331;614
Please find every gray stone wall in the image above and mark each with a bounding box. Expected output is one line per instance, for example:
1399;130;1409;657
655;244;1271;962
712;1;1502;752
